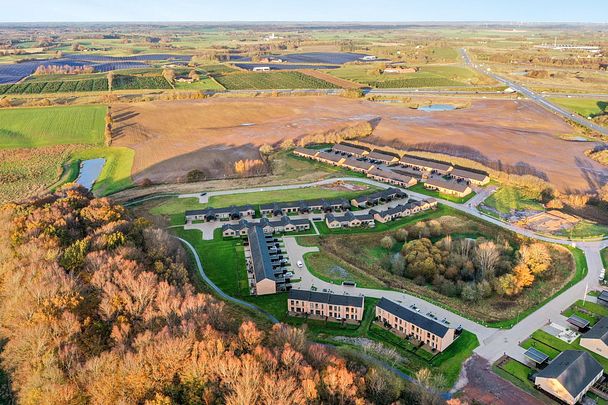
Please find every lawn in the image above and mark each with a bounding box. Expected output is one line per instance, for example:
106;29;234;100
483;185;544;215
174;77;225;90
555;220;608;239
149;181;380;225
214;71;338;90
602;247;608;269
409;183;476;204
0;105;106;148
495;359;535;390
303;251;387;289
549;98;607;118
69;147;134;196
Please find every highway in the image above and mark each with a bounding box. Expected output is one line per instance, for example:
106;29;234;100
460;48;608;137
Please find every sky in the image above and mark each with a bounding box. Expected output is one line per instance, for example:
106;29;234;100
1;0;606;23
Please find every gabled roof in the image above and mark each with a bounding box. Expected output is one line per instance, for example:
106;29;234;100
367;150;399;162
400;155;453;172
294;147;319;158
185;204;254;217
316;151;345;163
425;178;470;193
377;298;451;338
342;157;374;171
583;317;608;344
248;226;276;283
536;350;603;399
289;289;364;307
451;168;489;182
597;290;608;303
368;168;416;185
332;144;368;156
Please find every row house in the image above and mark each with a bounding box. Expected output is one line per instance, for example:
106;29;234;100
400;155;453;175
222;216;310;238
325;211;375;228
449;168;490;186
367;168;417;188
351;187;408;208
424;177;472;198
185;205;255;223
288;289;364;322
366;150;400;165
332;143;369;157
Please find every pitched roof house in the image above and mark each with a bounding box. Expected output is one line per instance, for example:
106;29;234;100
581;317;608;358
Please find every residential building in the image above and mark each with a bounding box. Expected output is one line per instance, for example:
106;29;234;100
367;150;399;165
351;187;407;208
424;178;472;197
288;289;364;322
370;199;436;223
314;151;346;166
367;168;417;188
400;156;453;174
222;217;310;238
342;157;375;173
535;350;603;405
247;226;278;295
332;143;369;157
581;317;608;358
293;147;320;159
325;211;375;228
375;298;457;352
449;168;490;186
252;66;271;71
185;205;255;223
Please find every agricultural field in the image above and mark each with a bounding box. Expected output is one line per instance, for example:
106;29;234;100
0;77;108;94
549;98;608;119
214;71;338;90
325;64;495;88
112;74;172;90
0;105;106;148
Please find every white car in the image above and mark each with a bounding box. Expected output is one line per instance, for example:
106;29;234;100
296;260;303;268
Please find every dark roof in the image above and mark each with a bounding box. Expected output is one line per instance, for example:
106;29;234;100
583;317;608;344
598;290;608;303
294;147;319;157
451;168;489;182
376;204;410;217
524;347;549;364
248;226;276;283
400;156;452;172
536;350;603;399
342;157;374;171
316;151;345;163
354;187;407;204
425;178;470;193
368;168;416;184
186;204;254;217
377;298;451;337
332;144;367;155
367;150;398;162
289;289;364;307
568;315;590;329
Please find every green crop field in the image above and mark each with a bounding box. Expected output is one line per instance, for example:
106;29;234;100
325;64;487;88
214;71;338;90
549;98;607;118
112;75;172;90
0;105;106;148
174;77;225;90
0;77;109;95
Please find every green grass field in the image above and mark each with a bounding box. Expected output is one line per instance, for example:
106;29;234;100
326;64;487;88
214;71;338;90
112;74;172;90
69;147;134;196
0;105;106;148
483;185;544;215
174;77;225;90
303;251;387;289
549;98;607;118
0;77;108;95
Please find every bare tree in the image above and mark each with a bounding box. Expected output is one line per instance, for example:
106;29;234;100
474;241;501;281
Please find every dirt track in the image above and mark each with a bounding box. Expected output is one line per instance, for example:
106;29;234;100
112;96;607;192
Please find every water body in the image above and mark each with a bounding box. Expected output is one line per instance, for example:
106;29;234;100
417;104;457;112
76;158;105;190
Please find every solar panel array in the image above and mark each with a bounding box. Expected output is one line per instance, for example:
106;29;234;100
524;347;549;364
567;315;590;329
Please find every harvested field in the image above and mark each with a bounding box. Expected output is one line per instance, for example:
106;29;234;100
112;96;607;191
299;69;362;89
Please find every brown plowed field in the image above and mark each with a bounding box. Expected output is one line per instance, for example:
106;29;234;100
300;69;362;88
112;96;607;192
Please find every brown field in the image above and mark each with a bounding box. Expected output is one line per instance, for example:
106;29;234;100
112;96;607;192
299;69;362;88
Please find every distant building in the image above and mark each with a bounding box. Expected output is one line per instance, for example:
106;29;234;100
367;168;417;188
361;55;377;61
342;157;375;173
581;317;608;358
449;168;490;186
351;187;407;208
313;151;346;166
383;66;418;74
424;178;472;198
535;350;603;405
367;150;400;165
371;199;436;223
288;289;364;322
252;66;271;72
332;144;369;157
185;205;255;223
400;156;453;174
293;147;320;159
375;298;457;352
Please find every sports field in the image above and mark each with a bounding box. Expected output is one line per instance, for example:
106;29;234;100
0;105;106;148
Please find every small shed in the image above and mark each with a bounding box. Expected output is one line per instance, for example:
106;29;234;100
567;315;590;331
524;347;549;365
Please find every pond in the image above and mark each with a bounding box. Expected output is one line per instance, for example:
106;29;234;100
76;158;105;190
417;104;457;112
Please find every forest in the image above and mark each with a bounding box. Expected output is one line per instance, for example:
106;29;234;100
0;185;439;405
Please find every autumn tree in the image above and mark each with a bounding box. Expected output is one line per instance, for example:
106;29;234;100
380;235;395;250
162;68;176;84
474;241;500;281
520;243;552;276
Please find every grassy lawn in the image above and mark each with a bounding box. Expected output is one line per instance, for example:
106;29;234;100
69;147;134;196
555;220;608;239
549;98;607;118
149;181;379;224
303;251;387;289
0;105;106;148
603;247;608;269
172;227;249;297
243;293;289;321
409;182;476;204
483;185;544;215
174;76;225;90
493;359;536;392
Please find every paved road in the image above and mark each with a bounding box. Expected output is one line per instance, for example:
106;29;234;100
176;176;608;364
460;48;608;137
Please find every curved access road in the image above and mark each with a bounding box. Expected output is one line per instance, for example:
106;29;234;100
177;176;608;364
175;236;279;324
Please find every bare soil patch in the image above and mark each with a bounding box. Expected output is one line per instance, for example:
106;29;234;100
112;96;606;192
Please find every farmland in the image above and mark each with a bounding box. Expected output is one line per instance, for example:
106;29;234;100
0;77;108;94
0;105;106;148
549;97;607;119
112;74;172;90
214;71;338;90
